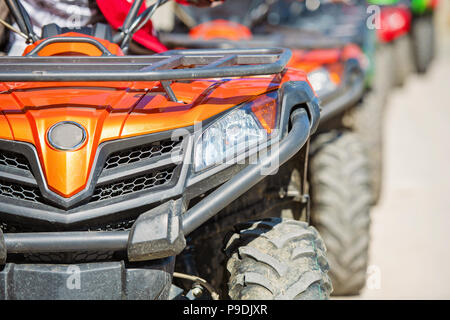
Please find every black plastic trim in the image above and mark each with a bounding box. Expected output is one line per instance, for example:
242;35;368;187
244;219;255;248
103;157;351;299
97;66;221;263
0;165;36;187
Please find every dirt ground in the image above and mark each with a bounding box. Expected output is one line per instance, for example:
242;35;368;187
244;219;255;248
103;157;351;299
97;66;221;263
342;10;450;299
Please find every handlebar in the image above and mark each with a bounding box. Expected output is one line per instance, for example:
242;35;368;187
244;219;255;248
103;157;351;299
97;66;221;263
114;0;171;53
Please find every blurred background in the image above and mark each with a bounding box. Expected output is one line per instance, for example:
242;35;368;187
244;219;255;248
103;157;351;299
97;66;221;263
355;3;450;299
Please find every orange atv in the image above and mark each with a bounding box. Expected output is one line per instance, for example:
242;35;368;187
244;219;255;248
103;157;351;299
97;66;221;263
0;0;330;300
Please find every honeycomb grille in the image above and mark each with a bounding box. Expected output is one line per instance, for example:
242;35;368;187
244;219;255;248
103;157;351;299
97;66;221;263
0;179;43;203
0;217;137;233
22;251;116;263
90;218;136;232
104;138;182;170
90;165;176;202
0;151;31;171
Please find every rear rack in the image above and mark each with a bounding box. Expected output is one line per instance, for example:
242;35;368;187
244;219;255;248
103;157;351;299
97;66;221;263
0;48;291;82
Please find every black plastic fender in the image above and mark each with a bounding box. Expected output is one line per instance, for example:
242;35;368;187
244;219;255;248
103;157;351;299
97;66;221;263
279;81;321;136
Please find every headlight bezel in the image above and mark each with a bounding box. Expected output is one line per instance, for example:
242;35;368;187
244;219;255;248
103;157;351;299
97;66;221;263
193;91;280;173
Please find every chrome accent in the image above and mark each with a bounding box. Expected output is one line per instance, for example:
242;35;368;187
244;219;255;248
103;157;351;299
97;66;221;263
47;121;87;151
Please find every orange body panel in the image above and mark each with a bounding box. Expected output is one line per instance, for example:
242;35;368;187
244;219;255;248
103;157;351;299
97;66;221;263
189;20;252;40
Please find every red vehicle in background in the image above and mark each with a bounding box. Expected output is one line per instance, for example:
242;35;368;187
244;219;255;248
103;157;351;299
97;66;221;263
370;0;439;75
375;2;414;86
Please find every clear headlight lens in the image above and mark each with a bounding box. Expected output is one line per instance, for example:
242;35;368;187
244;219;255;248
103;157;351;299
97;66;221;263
194;93;278;172
308;67;338;97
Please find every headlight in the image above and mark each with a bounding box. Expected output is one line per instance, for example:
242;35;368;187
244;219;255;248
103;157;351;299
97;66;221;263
308;67;337;97
194;92;278;172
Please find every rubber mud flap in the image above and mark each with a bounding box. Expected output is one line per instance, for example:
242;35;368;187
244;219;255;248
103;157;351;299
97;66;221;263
128;199;186;261
0;258;174;300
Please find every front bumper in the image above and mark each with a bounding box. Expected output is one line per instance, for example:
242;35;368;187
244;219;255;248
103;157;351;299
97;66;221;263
0;258;174;300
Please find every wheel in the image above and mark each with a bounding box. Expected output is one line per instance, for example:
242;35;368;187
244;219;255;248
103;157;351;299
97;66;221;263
309;131;372;296
392;35;414;86
351;44;389;204
352;91;385;204
225;217;332;300
183;153;308;296
375;43;396;101
412;14;435;74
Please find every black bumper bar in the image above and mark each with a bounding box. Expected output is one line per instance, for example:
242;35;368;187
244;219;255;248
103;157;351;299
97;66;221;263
0;108;312;261
2;231;128;254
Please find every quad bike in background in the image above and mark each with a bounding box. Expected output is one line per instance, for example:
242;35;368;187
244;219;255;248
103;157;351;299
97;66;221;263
360;0;437;77
0;0;331;300
161;0;373;296
408;0;438;73
285;0;389;206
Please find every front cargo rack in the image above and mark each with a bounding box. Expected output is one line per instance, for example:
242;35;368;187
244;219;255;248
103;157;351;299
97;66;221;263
0;47;291;82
